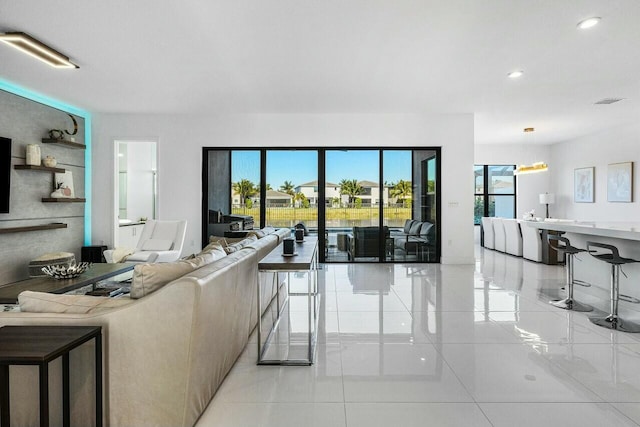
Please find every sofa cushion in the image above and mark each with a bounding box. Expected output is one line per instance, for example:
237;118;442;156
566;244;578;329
409;221;423;235
19;291;133;314
141;239;174;251
247;229;267;239
224;235;258;254
130;260;196;299
208;236;228;246
403;220;417;234
209;235;247;246
199;242;227;260
262;226;276;235
419;222;434;239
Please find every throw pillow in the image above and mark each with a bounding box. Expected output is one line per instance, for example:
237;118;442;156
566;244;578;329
19;291;133;314
223;234;258;254
208;235;228;246
261;226;276;235
130;260;196;299
403;219;417;234
200;242;227;260
409;221;422;236
247;229;267;239
419;222;434;239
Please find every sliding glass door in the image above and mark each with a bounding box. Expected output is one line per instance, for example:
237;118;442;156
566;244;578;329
203;147;440;263
265;150;318;229
324;150;380;262
383;150;412;262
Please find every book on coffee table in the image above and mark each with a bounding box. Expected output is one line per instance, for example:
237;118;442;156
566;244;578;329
85;286;126;297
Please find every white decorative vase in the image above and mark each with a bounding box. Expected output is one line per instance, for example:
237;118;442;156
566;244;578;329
43;156;57;168
26;144;41;166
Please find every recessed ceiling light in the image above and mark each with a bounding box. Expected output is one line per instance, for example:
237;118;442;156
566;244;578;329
507;70;524;79
577;17;601;29
0;32;78;68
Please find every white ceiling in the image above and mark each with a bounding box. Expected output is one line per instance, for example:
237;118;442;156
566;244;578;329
1;0;639;145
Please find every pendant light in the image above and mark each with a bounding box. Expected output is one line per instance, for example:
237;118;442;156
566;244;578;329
514;128;548;175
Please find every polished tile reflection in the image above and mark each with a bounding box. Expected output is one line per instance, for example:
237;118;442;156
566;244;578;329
196;248;640;427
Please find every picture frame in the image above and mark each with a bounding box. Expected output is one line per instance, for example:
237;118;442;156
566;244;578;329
53;171;75;198
574;167;594;203
607;162;633;203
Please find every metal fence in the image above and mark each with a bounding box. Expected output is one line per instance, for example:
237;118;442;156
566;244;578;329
231;206;411;229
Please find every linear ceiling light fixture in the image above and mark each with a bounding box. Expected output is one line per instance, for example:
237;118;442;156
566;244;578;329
507;70;524;79
0;32;78;68
514;127;549;175
515;162;548;175
577;17;601;30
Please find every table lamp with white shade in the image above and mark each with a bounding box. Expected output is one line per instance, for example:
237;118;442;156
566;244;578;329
539;193;555;219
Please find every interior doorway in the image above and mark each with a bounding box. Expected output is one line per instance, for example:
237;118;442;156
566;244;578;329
113;140;158;247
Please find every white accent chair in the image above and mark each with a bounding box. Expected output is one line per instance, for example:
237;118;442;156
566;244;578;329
503;219;523;257
481;217;495;249
105;220;188;263
492;218;506;253
521;222;543;262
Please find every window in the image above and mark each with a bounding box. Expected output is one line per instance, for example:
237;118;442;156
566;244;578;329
474;165;516;224
203;147;441;263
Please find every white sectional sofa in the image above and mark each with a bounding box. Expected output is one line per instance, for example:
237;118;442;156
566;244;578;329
0;227;290;427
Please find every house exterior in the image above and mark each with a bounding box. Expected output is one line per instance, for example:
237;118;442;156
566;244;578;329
294;180;340;206
265;190;292;207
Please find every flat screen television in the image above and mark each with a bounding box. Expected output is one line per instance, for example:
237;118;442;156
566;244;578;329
0;137;11;213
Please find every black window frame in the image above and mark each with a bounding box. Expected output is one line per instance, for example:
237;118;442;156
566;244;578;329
203;147;442;263
474;164;517;225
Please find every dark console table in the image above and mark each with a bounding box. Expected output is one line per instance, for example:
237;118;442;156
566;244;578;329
0;325;103;427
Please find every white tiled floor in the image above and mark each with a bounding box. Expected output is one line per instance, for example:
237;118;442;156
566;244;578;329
195;248;640;426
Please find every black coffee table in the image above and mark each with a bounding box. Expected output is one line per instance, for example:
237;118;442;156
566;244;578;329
0;263;134;304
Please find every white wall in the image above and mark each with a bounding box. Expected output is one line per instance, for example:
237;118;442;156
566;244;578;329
550;122;640;220
92;113;475;264
475;144;552;219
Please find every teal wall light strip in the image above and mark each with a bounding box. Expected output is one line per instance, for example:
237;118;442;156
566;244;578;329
0;79;93;245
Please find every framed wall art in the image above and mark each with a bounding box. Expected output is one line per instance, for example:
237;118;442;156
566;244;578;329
53;171;75;198
607;162;633;202
574;167;594;203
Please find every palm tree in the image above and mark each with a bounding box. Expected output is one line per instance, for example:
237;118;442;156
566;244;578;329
265;183;273;191
294;192;308;208
232;179;258;206
279;180;295;196
390;179;412;206
339;179;364;204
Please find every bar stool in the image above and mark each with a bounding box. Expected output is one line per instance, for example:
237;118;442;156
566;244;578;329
587;241;640;332
547;235;593;312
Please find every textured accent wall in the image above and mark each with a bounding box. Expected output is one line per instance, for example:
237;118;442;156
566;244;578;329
0;89;85;285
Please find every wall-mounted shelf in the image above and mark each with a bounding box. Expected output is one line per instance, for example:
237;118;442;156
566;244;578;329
0;223;68;234
14;164;65;173
41;138;86;149
42;198;86;203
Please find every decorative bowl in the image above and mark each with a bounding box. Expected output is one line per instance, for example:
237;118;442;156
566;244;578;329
41;262;92;280
43;156;57;168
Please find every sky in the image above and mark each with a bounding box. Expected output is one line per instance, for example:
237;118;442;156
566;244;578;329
231;150;414;189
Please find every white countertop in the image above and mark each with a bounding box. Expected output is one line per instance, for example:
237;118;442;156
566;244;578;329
522;220;640;242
